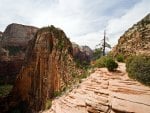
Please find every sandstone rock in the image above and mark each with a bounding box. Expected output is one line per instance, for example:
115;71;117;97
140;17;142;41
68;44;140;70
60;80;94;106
0;26;82;113
0;23;91;85
2;23;38;47
0;23;38;84
0;60;23;84
112;13;150;57
43;63;150;113
1;23;38;59
72;42;93;64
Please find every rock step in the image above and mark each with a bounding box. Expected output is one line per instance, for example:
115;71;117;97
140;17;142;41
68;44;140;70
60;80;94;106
42;63;150;113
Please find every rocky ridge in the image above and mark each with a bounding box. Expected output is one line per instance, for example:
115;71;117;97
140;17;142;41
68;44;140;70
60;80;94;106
0;23;38;61
112;13;150;57
0;26;83;113
43;63;150;113
2;23;38;47
0;23;38;84
0;24;92;85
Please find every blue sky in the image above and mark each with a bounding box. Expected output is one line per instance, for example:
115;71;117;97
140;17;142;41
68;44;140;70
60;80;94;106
0;0;150;49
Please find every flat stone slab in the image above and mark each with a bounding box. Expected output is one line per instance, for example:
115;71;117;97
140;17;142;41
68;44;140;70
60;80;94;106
43;63;150;113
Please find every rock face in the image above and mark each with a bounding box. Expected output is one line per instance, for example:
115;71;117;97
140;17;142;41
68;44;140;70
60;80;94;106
0;26;82;113
0;23;92;85
43;63;150;113
72;42;93;64
0;31;2;38
112;13;150;57
0;60;23;84
1;23;38;60
0;23;38;84
2;23;38;47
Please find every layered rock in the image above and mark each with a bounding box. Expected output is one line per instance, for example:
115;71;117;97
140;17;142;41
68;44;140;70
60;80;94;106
112;13;150;57
72;42;93;64
43;63;150;113
1;23;38;60
0;23;38;84
0;23;92;85
2;23;38;47
0;26;82;113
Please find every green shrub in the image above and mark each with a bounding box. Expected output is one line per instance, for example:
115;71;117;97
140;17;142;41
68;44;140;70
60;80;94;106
0;84;13;97
53;91;62;97
94;56;108;68
126;55;150;86
79;71;90;79
45;99;52;109
94;56;118;71
92;48;103;60
5;46;21;55
106;58;118;71
116;54;124;62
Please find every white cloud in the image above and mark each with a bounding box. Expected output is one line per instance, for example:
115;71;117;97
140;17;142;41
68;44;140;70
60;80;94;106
0;0;149;49
106;0;150;46
71;30;104;49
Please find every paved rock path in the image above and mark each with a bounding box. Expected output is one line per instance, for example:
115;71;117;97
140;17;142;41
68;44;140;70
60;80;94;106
43;63;150;113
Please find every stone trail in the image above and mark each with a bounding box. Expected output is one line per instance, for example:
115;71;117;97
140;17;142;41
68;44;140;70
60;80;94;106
43;63;150;113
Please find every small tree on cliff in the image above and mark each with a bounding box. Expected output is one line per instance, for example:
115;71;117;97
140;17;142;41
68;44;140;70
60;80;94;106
96;30;111;56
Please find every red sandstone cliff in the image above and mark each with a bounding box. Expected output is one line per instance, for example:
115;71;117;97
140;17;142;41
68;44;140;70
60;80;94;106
0;23;38;84
0;26;82;113
0;24;91;85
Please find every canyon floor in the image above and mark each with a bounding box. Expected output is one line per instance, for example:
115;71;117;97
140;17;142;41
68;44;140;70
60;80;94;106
43;63;150;113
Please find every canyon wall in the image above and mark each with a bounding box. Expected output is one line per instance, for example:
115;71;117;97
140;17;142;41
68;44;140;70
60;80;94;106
0;26;82;113
112;13;150;57
0;23;38;84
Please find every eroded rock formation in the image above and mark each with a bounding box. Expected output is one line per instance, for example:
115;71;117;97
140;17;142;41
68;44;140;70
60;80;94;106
72;42;93;64
0;26;82;113
0;23;92;85
0;23;38;84
43;63;150;113
2;23;38;47
112;13;150;57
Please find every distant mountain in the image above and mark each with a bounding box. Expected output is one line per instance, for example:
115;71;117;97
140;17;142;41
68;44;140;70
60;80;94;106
72;42;93;64
2;23;38;48
0;23;38;84
112;13;150;57
0;31;2;37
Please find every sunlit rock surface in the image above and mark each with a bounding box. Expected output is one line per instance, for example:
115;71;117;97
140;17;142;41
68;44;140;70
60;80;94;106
43;63;150;113
112;13;150;57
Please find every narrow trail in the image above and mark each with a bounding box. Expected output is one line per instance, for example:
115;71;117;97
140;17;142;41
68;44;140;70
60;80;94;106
43;63;150;113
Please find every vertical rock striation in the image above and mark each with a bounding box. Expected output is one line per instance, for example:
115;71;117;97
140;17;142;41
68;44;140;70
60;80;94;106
0;23;38;84
1;26;82;113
